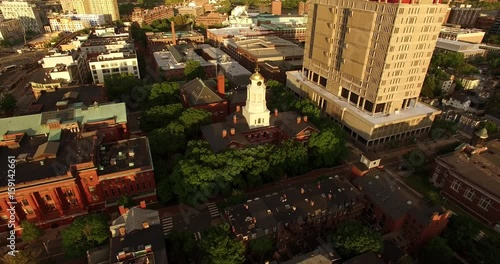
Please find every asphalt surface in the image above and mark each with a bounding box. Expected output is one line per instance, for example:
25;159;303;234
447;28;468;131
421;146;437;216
0;51;46;67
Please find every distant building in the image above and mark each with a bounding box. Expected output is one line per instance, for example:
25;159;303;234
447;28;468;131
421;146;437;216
489;9;500;35
62;14;108;27
447;6;481;28
439;26;485;44
201;70;319;152
207;27;274;44
439;76;456;95
475;14;496;31
435;39;486;58
49;17;90;32
131;5;175;26
180;76;228;122
442;91;487;114
152;45;215;81
432;139;500;226
175;5;203;17
271;0;282;15
195;12;227;27
0;19;23;43
145;31;205;46
88;52;140;84
0;0;44;33
40;50;90;84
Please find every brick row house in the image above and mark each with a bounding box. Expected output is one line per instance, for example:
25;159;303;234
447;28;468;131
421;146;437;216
0;103;157;233
431;135;500;226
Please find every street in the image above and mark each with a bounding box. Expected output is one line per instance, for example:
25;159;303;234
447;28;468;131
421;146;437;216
0;51;45;67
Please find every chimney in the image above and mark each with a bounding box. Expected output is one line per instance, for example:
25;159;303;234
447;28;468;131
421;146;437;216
317;182;321;189
296;116;302;124
222;129;227;138
300;187;305;194
271;0;282;15
274;108;278;117
327;193;332;200
303;116;308;122
217;71;225;95
236;105;241;112
117;251;126;261
171;20;176;45
233;115;237;124
230;128;236;135
140;200;146;208
244;204;248;209
118;205;128;215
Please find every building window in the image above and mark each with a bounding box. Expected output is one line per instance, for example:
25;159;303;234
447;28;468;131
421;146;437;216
89;186;95;193
464;188;475;201
45;195;52;201
478;197;491;211
450;180;461;192
21;199;29;206
24;208;34;215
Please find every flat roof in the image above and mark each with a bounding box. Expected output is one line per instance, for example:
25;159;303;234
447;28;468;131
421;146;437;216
0;131;94;189
226;175;363;237
440;26;485;34
437;140;500;197
436;38;484;52
207;26;273;37
96;137;153;176
288;71;441;127
33;85;105;112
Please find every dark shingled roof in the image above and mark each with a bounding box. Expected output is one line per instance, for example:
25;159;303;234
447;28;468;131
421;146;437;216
181;78;224;106
201;111;318;152
343;252;385;264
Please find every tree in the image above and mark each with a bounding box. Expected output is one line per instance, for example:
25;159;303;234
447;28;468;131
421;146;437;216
418;237;453;264
20;221;43;243
141;104;185;132
329;221;383;258
479;120;497;134
421;76;437;98
184;60;205;80
308;127;346;167
200;223;245;264
148;122;186;155
104;73;143;101
0;94;17;114
249;236;274;258
62;214;109;258
165;230;199;263
178;108;212;137
148;82;181;106
117;195;135;208
1;248;42;264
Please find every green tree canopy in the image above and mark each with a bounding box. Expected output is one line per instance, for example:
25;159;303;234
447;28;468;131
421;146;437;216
1;248;41;264
62;214;109;258
418;237;453;264
165;230;199;263
330;221;383;258
249;236;274;258
178;108;212;137
148;122;186;156
200;223;245;264
20;221;44;243
148;82;181;106
308;126;346;167
0;94;17;114
184;60;205;80
421;76;438;98
104;73;143;101
141;103;185;132
479;120;497;135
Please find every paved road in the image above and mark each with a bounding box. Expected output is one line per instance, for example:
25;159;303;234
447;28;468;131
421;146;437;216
0;51;45;67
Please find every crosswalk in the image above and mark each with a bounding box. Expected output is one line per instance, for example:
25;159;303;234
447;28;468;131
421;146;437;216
207;202;220;218
162;217;173;236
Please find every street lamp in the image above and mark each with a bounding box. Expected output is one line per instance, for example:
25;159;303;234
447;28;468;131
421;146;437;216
43;240;51;260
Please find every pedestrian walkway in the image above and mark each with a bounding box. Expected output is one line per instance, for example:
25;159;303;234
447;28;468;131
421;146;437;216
206;202;220;218
162;217;173;236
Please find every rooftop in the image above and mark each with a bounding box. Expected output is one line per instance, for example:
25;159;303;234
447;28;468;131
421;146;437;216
89;52;137;62
32;85;105;112
181;78;224;106
343;252;385;264
96;137;153;176
440;26;485;34
288;71;441;127
436;140;500;197
226;175;363;237
436;38;485;54
227;36;303;60
201;111;318;152
146;31;204;40
207;26;274;38
153;45;212;70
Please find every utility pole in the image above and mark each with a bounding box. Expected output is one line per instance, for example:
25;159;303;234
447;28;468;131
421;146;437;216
43;240;52;260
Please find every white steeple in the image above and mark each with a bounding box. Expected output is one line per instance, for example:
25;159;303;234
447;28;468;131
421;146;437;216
242;67;270;129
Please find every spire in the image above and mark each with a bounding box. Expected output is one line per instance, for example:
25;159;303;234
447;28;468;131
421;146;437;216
255;65;260;73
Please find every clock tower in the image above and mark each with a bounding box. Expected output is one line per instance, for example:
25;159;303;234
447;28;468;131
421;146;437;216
242;67;270;129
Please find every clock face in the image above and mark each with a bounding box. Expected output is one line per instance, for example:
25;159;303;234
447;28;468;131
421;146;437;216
257;81;262;86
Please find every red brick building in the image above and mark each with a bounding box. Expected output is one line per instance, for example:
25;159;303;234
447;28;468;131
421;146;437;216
352;169;451;253
180;75;228;122
431;139;500;226
195;12;227;27
131;5;175;26
0;103;157;234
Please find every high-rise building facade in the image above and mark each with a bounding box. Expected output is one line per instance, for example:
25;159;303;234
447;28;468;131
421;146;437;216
60;0;119;22
447;6;481;28
87;0;119;22
287;0;448;149
0;0;44;33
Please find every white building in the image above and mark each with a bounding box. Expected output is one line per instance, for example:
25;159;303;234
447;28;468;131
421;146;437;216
439;26;485;44
242;70;270;129
435;38;486;58
62;14;108;27
49;17;90;32
440;79;456;94
40;50;89;84
89;52;139;84
0;0;44;33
